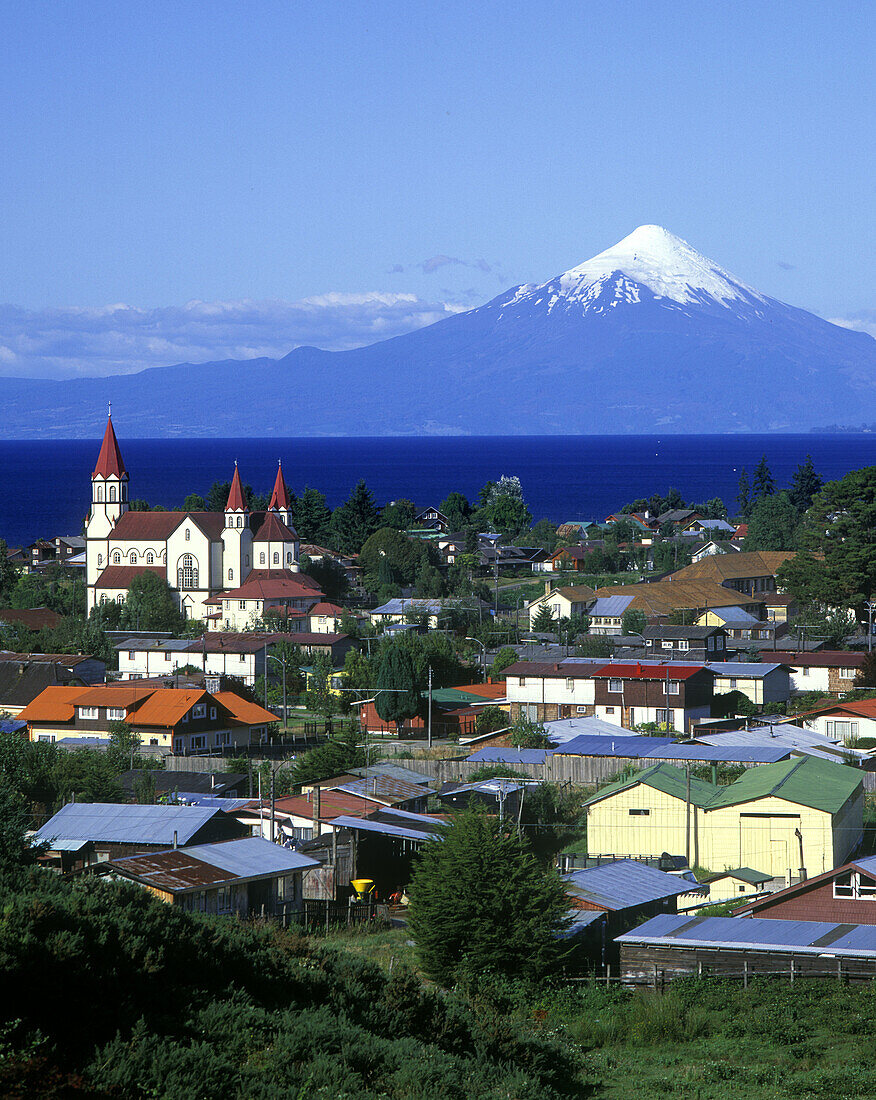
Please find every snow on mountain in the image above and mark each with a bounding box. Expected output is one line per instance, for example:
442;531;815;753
496;225;768;317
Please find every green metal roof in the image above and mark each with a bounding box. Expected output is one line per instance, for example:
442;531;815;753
584;756;862;817
711;867;773;886
430;687;488;706
704;756;862;814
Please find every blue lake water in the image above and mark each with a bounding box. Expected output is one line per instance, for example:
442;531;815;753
0;434;874;547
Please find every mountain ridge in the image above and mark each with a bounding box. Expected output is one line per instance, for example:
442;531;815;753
1;226;874;437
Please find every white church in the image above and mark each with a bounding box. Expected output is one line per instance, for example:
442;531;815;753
85;415;323;629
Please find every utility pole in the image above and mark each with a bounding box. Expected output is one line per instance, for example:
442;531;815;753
427;665;433;749
685;762;691;868
866;601;876;654
270;765;276;844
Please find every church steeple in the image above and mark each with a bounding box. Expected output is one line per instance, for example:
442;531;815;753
89;410;129;534
92;411;127;479
268;462;290;512
225;462;248;517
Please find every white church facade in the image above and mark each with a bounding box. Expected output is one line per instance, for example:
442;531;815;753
85;416;323;629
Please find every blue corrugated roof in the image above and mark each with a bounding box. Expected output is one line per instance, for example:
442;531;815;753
565;860;697;910
643;743;789;764
329;814;444;843
557;734;676;758
590;595;635;617
467;748;550;764
709;607;759;625
544;716;643;743
35;802;224;847
151;836;318;877
167;793;253;810
616;914;876;957
707;662;786;676
0;719;27;734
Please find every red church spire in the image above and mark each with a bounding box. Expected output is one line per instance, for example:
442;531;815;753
92;412;127;478
268;462;290;511
225;462;247;511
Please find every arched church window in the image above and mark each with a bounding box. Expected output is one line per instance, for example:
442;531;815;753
228;568;233;581
260;552;265;565
100;594;108;604
130;552;137;564
146;552;154;564
273;552;279;565
117;594;124;604
113;552;121;564
97;554;103;566
237;516;243;528
109;486;116;502
177;554;198;590
96;485;103;502
286;552;292;564
185;529;190;541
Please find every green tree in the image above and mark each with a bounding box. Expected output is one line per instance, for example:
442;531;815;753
475;704;508;735
483;475;532;537
288;728;365;786
124;572;186;633
777;466;876;619
0;777;45;873
330;480;381;554
359;528;434;591
789;454;823;515
510;715;552;749
293;486;333;544
205;480;232;511
438;491;471;530
736;467;752;519
621;608;647;636
0;539;17;599
300;555;349;601
752;455;775;499
526;518;559;554
182;493;206;511
414;560;444;598
107;721;142;771
306;652;336;723
375;643;421;733
407;810;570;985
531;604;556;632
743;491;800;551
574;635;614;657
380;498;416;530
490;646;519;680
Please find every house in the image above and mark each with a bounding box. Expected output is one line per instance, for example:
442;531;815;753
326;775;429;813
556;521;605;541
33;801;248;871
550;547;595;572
771;650;866;696
706;661;792;705
679;518;736;538
99;836;318;919
639;625;728;661
116;631;355;685
564;860;701;960
595;581;766;622
588;595;636;635
357;681;507;739
0;607;65;632
299;543;362;589
761;592;799;624
308;602;347;633
414;506;451;532
369;597;487;629
525;583;597;624
202;570;324;631
734;854;876;923
234;788;388;843
20;682;278;753
684;867;774;909
582;756;863;880
687;722;872;767
656;509;701;529
436;778;526;816
796;698;876;744
117;769;249;802
86;415;310;622
616;914;876;985
481;545;550;572
667;551;795;597
697;606;782;646
0;652;106;716
691;540;740;564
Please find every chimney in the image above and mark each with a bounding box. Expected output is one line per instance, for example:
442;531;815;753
172;830;178;850
312;785;321;832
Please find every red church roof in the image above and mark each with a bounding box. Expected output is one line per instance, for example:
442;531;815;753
253;512;296;543
92;416;127;478
225;464;247;511
269;463;291;511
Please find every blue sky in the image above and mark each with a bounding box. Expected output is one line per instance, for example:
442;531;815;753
0;2;873;376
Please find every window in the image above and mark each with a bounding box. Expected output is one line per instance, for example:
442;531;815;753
217;886;233;912
109;486;116;501
113;551;121;564
211;707;218;720
192;704;206;719
130;552;137;564
678;639;689;651
106;708;126;720
739;885;747;893
190;735;206;750
214;730;229;746
228;568;233;581
728;678;737;689
608;678;622;693
97;554;103;566
834;872;876;899
117;594;124;604
565;678;575;692
605;706;616;715
178;554;198;589
656;709;675;726
224;600;230;609
185;529;190;541
827;720;858;740
629;808;650;816
96;485;103;501
519;677;526;687
260;552;266;564
239;654;246;662
239;600;246;609
164;652;171;661
273;552;280;564
840;668;856;679
128;650;135;660
78;707;98;719
661;641;672;650
146;551;154;564
645;639;653;647
286;552;293;564
666;680;679;695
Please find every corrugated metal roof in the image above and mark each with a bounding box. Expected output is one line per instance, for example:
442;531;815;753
589;595;635;617
177;837;318;877
565;860;696;910
616;914;876;957
332;775;427;804
705;756;862;814
643;743;789;764
544;716;643;743
348;764;432;785
329;814;445;843
557;735;676;758
709;607;759;625
707;662;787;676
35;802;223;847
467;748;550;764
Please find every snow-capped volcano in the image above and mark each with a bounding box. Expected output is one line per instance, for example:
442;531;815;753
495;224;768;317
1;225;874;436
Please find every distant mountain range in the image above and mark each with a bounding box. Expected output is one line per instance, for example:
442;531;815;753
2;225;874;437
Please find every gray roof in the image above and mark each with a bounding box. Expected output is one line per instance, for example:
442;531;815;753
564;860;696;910
467;748;550;764
543;716;643;743
329;811;446;843
616;914;876;958
707;662;788;677
590;595;635;617
709;607;760;626
163;836;317;877
708;867;773;886
644;626;722;640
348;763;432;786
35;802;224;848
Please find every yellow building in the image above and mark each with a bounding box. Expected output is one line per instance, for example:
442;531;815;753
584;757;863;880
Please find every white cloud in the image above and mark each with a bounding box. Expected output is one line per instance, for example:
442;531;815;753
0;293;474;378
827;311;876;338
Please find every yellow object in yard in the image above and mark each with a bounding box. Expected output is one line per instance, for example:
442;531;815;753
351;878;376;900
